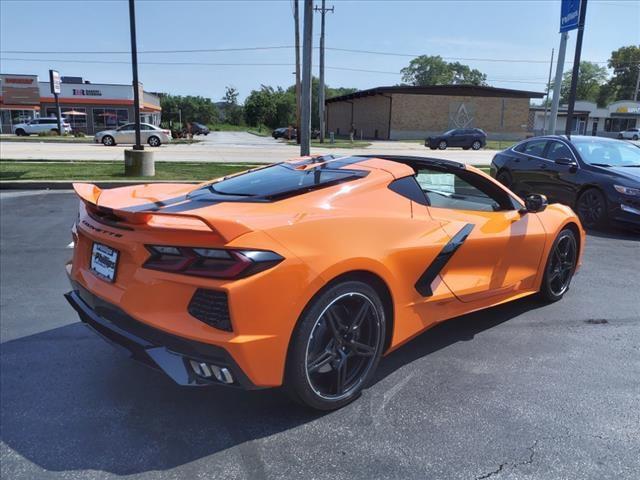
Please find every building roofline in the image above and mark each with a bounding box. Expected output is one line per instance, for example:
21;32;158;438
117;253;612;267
326;84;545;103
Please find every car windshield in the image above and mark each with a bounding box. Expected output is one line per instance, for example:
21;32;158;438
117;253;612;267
573;138;640;167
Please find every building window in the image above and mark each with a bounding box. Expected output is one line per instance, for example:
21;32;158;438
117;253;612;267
605;117;637;132
46;107;87;130
93;108;129;130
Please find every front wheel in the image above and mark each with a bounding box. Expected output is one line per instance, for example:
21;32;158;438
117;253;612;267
148;136;161;147
633;135;639;140
15;129;25;136
285;280;386;410
539;229;578;303
438;140;447;150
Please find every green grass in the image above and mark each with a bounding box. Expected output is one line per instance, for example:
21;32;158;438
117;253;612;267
0;161;259;181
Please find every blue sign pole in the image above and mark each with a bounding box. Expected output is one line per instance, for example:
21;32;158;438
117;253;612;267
560;0;581;32
565;0;588;137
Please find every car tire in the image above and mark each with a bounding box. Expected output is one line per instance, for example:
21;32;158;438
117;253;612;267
539;228;578;303
15;128;25;136
496;169;513;189
438;140;447;150
285;280;386;411
50;129;59;135
471;140;482;150
633;135;639;140
576;188;607;229
148;136;161;147
618;133;623;139
102;135;115;146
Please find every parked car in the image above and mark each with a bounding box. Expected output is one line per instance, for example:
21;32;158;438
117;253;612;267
189;122;210;136
12;117;71;136
94;123;172;147
425;128;486;150
67;154;584;410
618;128;639;140
491;135;640;229
272;127;296;140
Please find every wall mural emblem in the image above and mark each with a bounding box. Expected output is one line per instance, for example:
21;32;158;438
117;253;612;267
449;102;475;128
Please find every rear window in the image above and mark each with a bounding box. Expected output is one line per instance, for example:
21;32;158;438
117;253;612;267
193;163;368;201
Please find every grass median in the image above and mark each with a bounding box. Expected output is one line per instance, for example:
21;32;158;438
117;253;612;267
0;160;259;182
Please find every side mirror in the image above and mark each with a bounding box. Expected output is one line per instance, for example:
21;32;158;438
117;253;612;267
554;157;578;170
521;194;548;214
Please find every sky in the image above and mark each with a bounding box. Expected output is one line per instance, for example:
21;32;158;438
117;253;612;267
1;0;639;103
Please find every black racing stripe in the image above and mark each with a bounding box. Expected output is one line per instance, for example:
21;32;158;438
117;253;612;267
415;223;475;297
121;194;189;213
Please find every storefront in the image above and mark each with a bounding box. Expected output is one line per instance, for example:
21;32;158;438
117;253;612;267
530;100;640;137
1;72;162;134
0;74;41;133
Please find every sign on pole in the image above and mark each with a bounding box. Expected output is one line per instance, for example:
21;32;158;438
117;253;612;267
560;0;580;32
49;69;61;95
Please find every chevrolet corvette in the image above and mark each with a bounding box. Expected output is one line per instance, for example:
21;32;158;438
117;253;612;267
65;154;585;410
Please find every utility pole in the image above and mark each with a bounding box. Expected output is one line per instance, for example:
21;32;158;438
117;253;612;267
314;0;333;143
634;64;640;101
542;48;554;135
300;0;313;156
128;0;143;150
294;0;301;145
549;32;568;136
565;0;588;138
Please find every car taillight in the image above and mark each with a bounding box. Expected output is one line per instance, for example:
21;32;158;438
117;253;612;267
143;246;283;279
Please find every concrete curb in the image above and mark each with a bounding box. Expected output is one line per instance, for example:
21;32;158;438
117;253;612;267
0;180;199;190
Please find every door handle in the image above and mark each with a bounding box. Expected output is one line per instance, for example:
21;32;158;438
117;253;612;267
538;163;547;169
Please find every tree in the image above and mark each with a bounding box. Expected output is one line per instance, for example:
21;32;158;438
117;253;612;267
243;85;295;128
222;86;243;125
601;45;640;103
552;61;609;104
400;55;487;86
160;94;219;126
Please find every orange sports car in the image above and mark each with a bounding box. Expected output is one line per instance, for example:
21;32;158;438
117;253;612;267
65;155;585;410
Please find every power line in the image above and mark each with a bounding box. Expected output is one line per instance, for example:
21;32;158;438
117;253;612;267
0;56;550;84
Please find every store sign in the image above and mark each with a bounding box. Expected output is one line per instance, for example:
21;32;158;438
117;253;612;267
72;88;103;96
616;106;640;114
0;74;40;105
49;70;61;95
560;0;580;33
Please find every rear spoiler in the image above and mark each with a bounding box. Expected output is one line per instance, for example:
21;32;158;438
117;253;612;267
73;183;252;242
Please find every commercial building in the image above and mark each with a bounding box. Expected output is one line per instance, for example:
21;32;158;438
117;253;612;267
529;100;640;137
325;85;544;141
1;73;161;134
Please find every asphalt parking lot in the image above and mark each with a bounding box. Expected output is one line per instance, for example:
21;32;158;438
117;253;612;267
1;190;639;480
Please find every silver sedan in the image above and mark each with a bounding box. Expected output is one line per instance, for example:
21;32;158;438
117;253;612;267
94;123;172;147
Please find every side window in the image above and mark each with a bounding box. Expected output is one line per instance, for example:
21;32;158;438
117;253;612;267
119;124;134;130
514;139;547;157
545;141;573;161
415;168;513;212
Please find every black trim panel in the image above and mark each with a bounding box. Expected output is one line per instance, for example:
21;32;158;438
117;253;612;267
64;284;258;389
415;223;475;297
388;176;430;205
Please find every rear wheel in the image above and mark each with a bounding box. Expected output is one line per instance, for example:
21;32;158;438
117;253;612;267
576;188;607;229
285;280;386;410
496;169;513;189
471;140;482;150
539;229;578;303
148;135;161;147
438;140;447;150
633;134;639;140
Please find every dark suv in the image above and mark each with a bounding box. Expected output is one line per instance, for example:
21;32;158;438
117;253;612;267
425;128;487;150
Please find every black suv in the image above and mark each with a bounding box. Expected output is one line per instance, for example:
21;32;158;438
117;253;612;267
425;128;487;150
189;122;210;136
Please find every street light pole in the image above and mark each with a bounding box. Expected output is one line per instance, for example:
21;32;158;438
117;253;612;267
315;1;333;143
300;0;313;156
565;0;588;138
128;0;143;150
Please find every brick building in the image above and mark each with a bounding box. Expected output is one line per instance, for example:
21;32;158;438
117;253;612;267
325;85;544;141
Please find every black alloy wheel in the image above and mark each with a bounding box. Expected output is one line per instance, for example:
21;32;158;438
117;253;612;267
286;281;386;410
540;229;577;302
576;188;607;228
